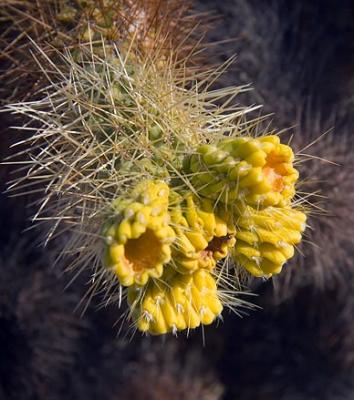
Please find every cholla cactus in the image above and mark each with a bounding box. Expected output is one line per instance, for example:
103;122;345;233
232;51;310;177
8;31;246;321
0;0;210;102
4;42;255;334
2;0;310;335
184;135;298;207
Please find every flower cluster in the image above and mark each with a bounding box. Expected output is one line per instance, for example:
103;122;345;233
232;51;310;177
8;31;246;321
102;134;306;335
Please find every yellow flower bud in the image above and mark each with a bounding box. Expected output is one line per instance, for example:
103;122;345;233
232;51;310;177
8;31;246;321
232;204;307;277
185;135;299;207
128;269;223;334
170;195;235;273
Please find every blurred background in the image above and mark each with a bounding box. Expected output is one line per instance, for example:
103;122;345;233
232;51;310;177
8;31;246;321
1;0;354;399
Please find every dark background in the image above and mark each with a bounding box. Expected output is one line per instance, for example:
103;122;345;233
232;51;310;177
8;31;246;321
1;0;354;399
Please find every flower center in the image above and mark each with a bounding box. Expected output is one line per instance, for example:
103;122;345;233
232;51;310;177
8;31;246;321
124;229;162;272
263;152;286;192
206;234;233;255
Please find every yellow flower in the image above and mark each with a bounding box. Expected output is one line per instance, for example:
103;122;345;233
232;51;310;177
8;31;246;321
128;269;223;335
185;135;299;207
103;180;175;286
170;194;236;274
232;204;307;277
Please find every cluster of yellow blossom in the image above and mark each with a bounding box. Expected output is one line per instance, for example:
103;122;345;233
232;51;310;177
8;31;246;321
103;135;306;335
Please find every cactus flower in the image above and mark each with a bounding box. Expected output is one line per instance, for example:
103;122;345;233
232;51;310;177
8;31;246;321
128;268;223;334
170;195;236;274
185;135;299;207
103;180;175;286
232;204;307;277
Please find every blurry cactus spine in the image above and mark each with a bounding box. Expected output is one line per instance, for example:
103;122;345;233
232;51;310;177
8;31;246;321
2;0;307;335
